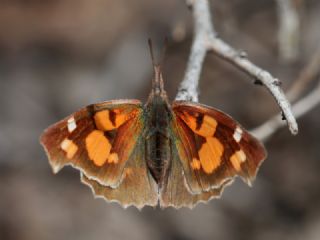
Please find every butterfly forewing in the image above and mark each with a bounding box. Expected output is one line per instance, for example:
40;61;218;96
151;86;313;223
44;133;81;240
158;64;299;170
40;100;146;188
172;101;267;194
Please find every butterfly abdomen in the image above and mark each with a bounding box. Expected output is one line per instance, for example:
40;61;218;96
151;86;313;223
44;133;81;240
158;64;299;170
144;93;172;185
145;131;171;184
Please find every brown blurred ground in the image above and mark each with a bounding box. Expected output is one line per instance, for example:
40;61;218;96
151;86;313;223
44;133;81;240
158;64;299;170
0;1;320;240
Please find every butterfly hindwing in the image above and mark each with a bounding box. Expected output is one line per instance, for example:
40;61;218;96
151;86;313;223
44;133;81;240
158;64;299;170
80;138;158;209
159;142;233;208
40;99;145;188
172;101;267;194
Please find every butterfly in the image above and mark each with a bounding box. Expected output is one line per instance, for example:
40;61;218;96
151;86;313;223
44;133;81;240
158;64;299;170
40;52;267;209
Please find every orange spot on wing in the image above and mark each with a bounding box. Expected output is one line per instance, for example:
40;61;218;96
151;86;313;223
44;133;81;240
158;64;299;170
85;130;111;166
108;152;119;164
230;150;246;171
124;168;133;178
191;158;201;170
199;137;224;174
179;112;217;137
94;110;114;131
60;139;78;159
94;110;128;131
113;109;127;127
199;115;218;136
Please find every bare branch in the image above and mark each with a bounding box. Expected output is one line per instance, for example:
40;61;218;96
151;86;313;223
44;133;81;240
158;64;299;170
176;0;214;102
251;46;320;141
287;46;320;102
276;0;300;62
206;38;298;135
176;0;298;135
251;80;320;141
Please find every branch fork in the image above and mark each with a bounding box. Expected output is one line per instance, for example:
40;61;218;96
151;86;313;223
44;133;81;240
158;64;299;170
176;0;301;140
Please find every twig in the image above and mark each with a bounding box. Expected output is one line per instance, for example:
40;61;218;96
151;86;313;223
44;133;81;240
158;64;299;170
206;38;298;135
251;80;320;141
286;46;320;102
251;46;320;141
176;0;298;135
276;0;300;62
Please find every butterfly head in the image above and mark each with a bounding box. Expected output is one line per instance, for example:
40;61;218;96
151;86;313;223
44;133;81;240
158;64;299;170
147;39;168;100
152;65;165;95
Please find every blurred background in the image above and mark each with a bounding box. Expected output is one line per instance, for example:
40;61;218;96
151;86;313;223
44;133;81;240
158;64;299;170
0;0;320;239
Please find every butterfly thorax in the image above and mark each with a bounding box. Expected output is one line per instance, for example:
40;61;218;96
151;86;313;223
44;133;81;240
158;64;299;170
144;66;172;186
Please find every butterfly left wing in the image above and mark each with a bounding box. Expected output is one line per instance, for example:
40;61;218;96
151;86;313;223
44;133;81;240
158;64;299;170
170;101;267;195
40;100;147;188
80;137;158;209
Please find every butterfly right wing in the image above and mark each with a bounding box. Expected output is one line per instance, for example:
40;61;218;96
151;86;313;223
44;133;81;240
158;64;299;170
160;145;232;208
171;101;266;195
160;101;266;208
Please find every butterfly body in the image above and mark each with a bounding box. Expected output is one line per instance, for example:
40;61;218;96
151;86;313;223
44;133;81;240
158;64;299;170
40;65;267;209
144;67;172;186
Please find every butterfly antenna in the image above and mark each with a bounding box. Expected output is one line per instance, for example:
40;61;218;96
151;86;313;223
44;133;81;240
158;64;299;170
148;38;165;93
160;36;168;67
148;37;168;67
148;38;157;67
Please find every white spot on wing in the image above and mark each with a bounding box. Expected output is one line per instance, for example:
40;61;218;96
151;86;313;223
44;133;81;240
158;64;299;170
67;117;77;133
60;138;78;159
60;138;71;151
237;150;247;162
233;126;243;143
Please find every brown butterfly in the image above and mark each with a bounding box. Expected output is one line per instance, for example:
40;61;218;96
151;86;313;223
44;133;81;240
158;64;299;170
40;50;267;209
